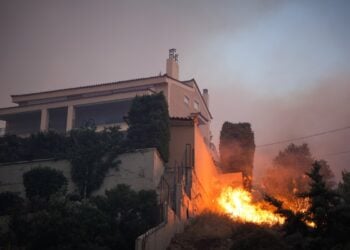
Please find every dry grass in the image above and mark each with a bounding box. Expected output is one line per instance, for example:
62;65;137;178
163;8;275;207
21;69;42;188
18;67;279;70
167;210;289;250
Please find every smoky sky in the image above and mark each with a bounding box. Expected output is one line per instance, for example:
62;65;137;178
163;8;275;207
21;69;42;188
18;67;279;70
0;0;349;180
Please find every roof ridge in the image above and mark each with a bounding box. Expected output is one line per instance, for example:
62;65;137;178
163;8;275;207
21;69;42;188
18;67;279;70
11;74;165;97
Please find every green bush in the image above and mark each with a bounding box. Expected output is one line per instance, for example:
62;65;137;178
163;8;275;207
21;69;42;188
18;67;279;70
127;92;170;162
0;134;26;163
0;126;125;199
23;167;67;200
93;184;160;250
4;185;159;250
9;197;125;250
0;131;68;163
67;126;124;198
0;192;23;216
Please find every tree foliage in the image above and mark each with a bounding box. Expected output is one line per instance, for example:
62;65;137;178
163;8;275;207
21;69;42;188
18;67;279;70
338;170;350;204
127;92;170;162
9;197;123;250
273;144;334;188
219;122;255;189
0;131;68;163
67;125;124;198
266;161;350;250
23;167;67;201
1;185;159;250
301;162;339;235
0;192;24;216
93;184;159;249
261;143;335;211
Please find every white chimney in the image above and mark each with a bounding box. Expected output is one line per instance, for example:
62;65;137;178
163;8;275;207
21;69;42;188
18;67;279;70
203;89;209;107
166;48;179;80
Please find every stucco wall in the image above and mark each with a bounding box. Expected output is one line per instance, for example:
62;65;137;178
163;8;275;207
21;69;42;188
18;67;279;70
0;148;164;197
168;119;195;169
194;125;219;194
168;81;211;143
93;148;165;195
0;159;74;196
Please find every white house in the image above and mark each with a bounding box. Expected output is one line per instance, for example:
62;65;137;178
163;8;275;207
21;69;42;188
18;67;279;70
0;49;212;144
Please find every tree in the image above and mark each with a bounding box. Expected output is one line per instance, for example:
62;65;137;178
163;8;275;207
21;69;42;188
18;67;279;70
93;184;160;250
273;144;334;188
265;161;350;250
3;184;159;250
274;143;313;171
8;196;125;250
0;192;23;216
301;161;338;234
127;92;170;162
219;122;255;190
0;134;25;163
67;125;124;198
23;167;67;201
338;170;350;204
261;144;335;211
265;194;308;236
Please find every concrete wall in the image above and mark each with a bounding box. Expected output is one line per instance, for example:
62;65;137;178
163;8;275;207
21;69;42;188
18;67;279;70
135;205;185;250
193;125;220;199
0;159;74;196
168;79;211;143
168;119;195;169
93;148;165;195
167;118;225;213
0;148;164;197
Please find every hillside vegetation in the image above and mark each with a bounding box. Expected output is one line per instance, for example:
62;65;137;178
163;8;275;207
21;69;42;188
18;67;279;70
168;211;288;250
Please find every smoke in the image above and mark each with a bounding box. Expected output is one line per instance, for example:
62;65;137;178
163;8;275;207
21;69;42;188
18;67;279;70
211;73;350;181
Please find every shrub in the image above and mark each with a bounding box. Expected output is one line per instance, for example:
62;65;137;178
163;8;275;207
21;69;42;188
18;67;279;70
0;131;68;163
9;197;125;250
127;92;170;162
23;167;67;200
230;223;289;250
0;192;23;216
0;135;25;163
93;184;160;250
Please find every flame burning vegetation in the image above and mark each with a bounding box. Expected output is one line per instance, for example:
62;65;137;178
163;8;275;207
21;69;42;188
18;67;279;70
217;186;285;225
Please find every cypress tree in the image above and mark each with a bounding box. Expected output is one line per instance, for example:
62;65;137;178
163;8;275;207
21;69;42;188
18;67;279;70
127;92;170;162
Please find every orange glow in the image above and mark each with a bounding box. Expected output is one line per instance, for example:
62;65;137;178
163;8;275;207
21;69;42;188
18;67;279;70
217;186;285;225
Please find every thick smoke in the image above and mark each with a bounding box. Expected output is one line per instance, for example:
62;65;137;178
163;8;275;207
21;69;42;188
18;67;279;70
211;73;350;182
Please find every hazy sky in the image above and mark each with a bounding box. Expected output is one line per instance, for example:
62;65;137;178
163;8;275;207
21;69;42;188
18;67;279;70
1;0;349;180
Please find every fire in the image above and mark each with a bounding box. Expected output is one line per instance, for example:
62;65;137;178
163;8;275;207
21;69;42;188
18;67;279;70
217;186;285;225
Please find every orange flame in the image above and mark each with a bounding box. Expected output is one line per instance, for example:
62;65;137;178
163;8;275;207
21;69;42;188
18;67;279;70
217;186;285;225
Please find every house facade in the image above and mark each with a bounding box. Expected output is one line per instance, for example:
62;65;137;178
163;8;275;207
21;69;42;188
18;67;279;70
0;50;244;250
0;49;212;144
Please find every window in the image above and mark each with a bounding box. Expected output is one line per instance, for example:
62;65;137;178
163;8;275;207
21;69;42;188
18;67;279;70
194;100;199;110
184;95;190;105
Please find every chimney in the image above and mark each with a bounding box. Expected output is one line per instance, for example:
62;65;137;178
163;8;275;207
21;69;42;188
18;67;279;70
166;48;179;80
203;89;209;107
